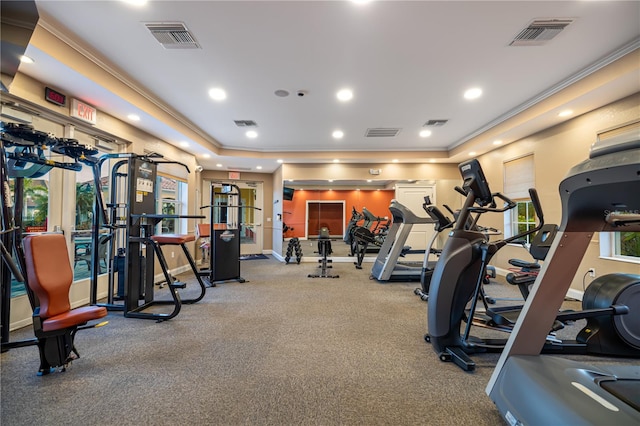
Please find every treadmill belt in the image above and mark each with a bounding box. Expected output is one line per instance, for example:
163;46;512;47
600;380;640;410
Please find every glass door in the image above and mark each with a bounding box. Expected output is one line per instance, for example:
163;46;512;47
236;182;263;255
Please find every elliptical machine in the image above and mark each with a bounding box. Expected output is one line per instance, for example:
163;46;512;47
425;158;640;371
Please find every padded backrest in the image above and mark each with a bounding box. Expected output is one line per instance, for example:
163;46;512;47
23;233;72;318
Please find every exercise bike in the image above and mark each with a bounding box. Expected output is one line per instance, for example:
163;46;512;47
425;158;640;371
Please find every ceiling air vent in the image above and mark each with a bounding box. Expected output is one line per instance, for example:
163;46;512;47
365;128;401;137
510;19;574;46
227;166;252;171
234;120;258;127
144;22;200;49
424;119;448;127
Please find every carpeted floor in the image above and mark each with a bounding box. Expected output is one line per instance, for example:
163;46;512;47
0;256;628;425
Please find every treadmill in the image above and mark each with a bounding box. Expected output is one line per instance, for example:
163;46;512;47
371;200;435;282
486;135;640;424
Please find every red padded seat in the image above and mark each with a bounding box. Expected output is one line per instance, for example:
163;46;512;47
151;234;195;245
23;233;107;332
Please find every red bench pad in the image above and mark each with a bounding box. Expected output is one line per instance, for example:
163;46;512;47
42;306;107;332
151;234;195;245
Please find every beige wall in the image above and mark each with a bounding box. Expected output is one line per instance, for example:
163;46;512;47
6;68;639;306
477;93;640;292
283;162;460;182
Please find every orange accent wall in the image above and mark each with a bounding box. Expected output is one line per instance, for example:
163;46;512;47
282;189;395;238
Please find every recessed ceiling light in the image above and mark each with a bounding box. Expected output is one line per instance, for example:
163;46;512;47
333;159;340;163
429;159;436;163
179;141;189;147
558;110;573;117
256;166;262;170
419;130;432;138
367;179;372;183
121;0;147;5
202;154;211;159
246;130;258;138
216;163;223;167
127;114;140;121
336;89;353;102
332;130;344;139
464;87;482;100
277;159;284;164
328;179;334;182
392;159;399;163
468;151;477;156
19;55;34;64
493;140;503;145
209;88;227;101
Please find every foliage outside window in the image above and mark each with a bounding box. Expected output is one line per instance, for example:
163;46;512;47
512;200;536;244
615;232;640;259
9;178;49;297
9;178;49;231
73;163;110;281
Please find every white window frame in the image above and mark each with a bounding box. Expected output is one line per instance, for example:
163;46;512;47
156;174;188;235
503;154;535;242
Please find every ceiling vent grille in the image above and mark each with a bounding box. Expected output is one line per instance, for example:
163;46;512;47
144;22;200;49
365;128;401;137
510;19;574;46
424;119;448;127
234;120;258;127
228;166;252;171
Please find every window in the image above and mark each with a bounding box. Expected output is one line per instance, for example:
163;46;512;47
156;175;187;234
503;155;535;243
600;231;640;262
597;121;640;263
617;232;640;259
513;200;537;243
73;157;111;281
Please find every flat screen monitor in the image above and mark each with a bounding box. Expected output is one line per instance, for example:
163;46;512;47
459;159;492;206
283;187;295;201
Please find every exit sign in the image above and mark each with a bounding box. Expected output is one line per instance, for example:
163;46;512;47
228;171;240;180
70;98;97;125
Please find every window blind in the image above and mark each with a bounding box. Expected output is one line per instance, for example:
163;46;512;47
504;155;534;200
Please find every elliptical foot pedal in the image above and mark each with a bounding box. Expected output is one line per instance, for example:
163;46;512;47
444;347;476;372
169;281;187;289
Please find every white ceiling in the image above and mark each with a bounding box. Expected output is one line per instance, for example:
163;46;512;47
14;1;640;172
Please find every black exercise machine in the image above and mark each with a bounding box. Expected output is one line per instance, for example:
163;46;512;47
413;198;455;301
504;223;558;300
1;123;107;372
486;135;640;424
199;183;262;284
371;200;436;282
425;157;639;372
89;154;206;321
308;227;339;278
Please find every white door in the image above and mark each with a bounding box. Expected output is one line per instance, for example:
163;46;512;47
394;184;436;254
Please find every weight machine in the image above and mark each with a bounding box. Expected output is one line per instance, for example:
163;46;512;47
200;182;261;284
0;122;107;373
89;153;205;321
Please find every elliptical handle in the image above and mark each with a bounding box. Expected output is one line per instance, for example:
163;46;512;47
529;188;543;223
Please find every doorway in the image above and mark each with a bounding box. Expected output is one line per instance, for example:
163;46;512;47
202;180;263;255
306;201;345;238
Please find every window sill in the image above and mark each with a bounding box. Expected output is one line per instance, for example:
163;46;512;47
599;255;640;265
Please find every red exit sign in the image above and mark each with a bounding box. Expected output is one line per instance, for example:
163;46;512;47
70;98;97;125
44;87;66;106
